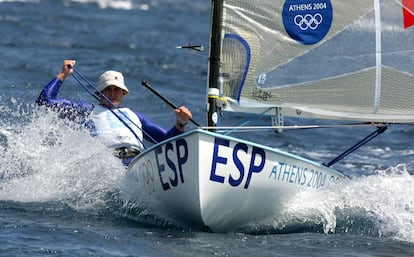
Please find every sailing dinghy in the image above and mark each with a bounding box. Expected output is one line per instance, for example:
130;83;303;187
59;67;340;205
125;0;414;232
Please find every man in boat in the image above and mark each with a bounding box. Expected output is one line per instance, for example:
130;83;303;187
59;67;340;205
36;60;192;165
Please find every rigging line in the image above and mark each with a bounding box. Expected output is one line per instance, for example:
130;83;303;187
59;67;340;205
324;125;388;167
70;71;147;147
70;72;100;102
222;107;274;136
75;74;158;145
396;0;414;16
71;69;156;144
202;123;382;131
70;68;157;146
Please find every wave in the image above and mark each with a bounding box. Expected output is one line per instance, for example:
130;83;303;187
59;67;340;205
0;0;207;11
0;100;178;230
0;102;125;207
0;0;136;10
0;0;39;3
69;0;144;10
243;165;414;242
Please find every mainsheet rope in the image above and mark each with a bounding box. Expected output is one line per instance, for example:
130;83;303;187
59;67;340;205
70;66;158;148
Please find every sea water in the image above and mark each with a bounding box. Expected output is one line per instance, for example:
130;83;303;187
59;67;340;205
0;0;413;256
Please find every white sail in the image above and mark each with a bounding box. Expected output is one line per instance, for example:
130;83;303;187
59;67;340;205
217;0;414;123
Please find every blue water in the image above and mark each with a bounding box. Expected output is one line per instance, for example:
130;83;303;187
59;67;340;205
0;0;413;256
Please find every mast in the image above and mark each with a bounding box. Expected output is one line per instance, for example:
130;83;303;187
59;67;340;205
206;0;224;131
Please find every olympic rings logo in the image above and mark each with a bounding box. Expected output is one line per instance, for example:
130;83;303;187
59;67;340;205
294;13;323;30
139;159;156;195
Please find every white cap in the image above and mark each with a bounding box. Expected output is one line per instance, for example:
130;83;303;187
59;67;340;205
97;70;129;93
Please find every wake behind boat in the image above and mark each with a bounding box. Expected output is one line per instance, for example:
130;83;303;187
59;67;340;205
125;0;414;232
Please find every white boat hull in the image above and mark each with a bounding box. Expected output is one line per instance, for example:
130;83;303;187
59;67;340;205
126;129;344;232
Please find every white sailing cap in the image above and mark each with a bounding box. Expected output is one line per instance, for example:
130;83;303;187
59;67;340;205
97;70;129;93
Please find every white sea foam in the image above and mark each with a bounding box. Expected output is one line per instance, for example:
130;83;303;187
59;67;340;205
0;0;150;10
69;0;135;10
0;0;39;3
276;164;414;243
0;104;126;210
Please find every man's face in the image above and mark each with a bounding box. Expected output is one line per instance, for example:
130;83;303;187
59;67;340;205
100;85;127;107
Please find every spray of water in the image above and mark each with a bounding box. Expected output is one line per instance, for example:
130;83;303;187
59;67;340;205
0;101;126;211
0;99;171;227
264;164;414;242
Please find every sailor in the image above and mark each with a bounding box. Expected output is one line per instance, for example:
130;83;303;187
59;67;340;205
36;59;192;165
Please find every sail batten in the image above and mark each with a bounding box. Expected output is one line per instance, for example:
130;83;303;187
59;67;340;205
214;0;414;123
374;0;382;114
